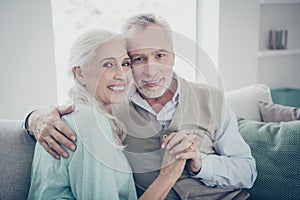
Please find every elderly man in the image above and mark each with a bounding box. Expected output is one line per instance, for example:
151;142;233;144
25;14;256;199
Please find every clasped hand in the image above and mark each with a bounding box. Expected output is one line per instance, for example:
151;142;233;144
161;130;202;174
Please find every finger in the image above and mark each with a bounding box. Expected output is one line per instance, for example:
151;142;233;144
186;141;200;152
176;151;197;160
44;136;69;158
165;133;186;150
56;104;75;115
166;130;194;150
40;141;60;160
54;120;77;142
161;149;176;168
161;133;176;149
169;134;195;154
170;141;192;155
52;129;76;152
167;133;196;153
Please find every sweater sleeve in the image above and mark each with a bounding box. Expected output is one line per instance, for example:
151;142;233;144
28;105;137;200
65;105;137;199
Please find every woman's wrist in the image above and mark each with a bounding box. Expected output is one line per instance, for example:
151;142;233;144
157;171;178;186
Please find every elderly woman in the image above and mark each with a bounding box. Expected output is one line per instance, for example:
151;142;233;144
27;29;186;200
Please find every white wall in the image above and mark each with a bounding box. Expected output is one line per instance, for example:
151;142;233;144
196;0;221;88
219;0;260;91
258;56;300;88
197;0;300;91
197;0;260;91
258;3;300;89
0;0;57;119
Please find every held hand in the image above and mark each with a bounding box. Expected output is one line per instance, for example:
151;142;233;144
161;130;202;174
28;105;77;159
160;136;186;180
139;138;187;200
184;141;202;174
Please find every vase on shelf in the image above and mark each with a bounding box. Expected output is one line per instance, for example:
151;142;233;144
268;29;288;50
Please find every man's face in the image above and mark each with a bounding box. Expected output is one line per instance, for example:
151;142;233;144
126;24;175;99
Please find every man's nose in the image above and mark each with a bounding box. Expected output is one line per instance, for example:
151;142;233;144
143;58;158;76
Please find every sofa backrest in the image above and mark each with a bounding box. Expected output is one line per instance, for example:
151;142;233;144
0;120;35;200
225;84;273;121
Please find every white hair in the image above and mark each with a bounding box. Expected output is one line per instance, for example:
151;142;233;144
68;29;126;147
122;13;173;48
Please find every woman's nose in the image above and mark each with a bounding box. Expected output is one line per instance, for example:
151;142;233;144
114;64;126;80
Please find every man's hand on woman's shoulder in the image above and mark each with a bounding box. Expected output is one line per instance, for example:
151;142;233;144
28;105;77;159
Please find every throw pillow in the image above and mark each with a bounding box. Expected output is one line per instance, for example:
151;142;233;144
259;101;300;122
226;84;273;121
238;119;300;200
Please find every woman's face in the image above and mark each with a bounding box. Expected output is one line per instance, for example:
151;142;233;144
80;39;132;106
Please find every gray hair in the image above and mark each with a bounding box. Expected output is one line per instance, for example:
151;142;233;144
68;29;126;147
122;13;173;48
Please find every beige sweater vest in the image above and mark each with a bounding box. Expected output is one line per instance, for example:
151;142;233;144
113;78;247;199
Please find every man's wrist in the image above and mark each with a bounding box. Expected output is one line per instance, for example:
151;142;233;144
187;160;201;176
188;167;201;176
23;110;35;136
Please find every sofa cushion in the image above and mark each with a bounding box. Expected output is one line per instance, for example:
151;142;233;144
238;119;300;200
226;84;273;121
0;120;36;200
271;88;300;108
259;101;300;122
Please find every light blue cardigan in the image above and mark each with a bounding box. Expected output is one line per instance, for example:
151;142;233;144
28;104;137;200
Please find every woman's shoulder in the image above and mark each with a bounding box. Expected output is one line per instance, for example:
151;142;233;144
61;104;114;144
62;104;109;128
65;104;108;121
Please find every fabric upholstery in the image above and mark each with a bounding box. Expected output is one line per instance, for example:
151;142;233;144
238;119;300;200
226;84;273;121
0;120;35;200
259;101;300;122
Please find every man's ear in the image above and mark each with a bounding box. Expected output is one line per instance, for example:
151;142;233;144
73;66;86;86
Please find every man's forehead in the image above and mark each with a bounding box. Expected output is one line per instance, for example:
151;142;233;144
126;26;173;52
128;48;170;55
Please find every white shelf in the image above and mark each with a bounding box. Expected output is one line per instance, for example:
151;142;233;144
258;48;300;57
261;0;300;4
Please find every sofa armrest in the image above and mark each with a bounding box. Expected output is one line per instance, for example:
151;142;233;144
0;120;36;200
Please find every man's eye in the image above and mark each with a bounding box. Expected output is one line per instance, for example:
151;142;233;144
103;62;113;67
156;53;166;58
122;61;131;67
132;56;144;63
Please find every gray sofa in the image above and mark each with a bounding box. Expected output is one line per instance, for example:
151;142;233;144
0;120;35;200
0;85;299;200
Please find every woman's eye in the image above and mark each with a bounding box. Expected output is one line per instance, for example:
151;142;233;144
122;61;131;67
103;62;113;68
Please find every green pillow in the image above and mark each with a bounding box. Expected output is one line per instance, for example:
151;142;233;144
238;119;300;200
